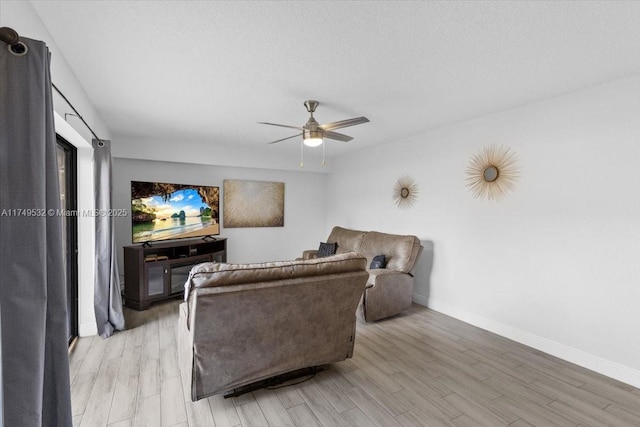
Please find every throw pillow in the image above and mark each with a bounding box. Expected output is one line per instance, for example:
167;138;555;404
317;242;337;258
370;254;386;269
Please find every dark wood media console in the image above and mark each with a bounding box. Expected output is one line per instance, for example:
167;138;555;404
123;238;227;310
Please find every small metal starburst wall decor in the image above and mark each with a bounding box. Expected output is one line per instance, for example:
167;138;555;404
393;175;419;208
466;145;520;201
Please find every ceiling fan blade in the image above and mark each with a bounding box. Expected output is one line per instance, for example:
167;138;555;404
258;122;304;131
323;130;353;142
320;116;369;132
267;133;303;144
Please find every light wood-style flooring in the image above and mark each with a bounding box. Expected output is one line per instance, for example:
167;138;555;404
69;300;640;427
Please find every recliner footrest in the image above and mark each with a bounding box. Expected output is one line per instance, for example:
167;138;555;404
222;365;329;398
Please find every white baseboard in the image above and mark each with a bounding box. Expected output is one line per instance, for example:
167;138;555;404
79;322;97;337
412;293;430;307
413;294;640;388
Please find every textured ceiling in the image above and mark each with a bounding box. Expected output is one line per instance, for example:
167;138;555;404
30;1;640;157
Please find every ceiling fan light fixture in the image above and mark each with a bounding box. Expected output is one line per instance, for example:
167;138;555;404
303;130;323;147
261;100;368;153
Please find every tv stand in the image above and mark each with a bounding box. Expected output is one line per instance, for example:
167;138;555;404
123;238;227;310
201;235;217;241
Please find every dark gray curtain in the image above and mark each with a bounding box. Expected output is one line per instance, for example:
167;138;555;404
93;139;125;338
0;37;73;426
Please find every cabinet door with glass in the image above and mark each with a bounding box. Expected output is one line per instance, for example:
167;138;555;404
144;262;168;299
169;255;212;295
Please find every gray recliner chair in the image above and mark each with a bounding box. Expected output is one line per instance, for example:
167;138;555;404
303;226;423;321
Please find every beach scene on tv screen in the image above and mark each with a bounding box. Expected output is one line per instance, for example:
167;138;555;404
131;182;220;243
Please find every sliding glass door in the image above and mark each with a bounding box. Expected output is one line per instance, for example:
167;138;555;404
56;135;78;344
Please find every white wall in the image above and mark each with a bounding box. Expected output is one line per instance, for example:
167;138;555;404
327;75;640;387
112;158;328;271
112;137;333;174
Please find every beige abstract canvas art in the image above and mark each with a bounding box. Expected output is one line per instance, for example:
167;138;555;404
223;180;285;227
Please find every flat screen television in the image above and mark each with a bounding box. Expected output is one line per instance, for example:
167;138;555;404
131;180;220;244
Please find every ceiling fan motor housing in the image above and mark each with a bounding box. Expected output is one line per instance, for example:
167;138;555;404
303;129;323;140
304;115;320;132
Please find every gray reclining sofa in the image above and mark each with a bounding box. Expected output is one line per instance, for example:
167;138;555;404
303;226;423;322
177;252;368;401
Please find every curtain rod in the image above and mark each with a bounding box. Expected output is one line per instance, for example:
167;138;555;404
0;26;26;54
1;26;104;143
52;83;102;142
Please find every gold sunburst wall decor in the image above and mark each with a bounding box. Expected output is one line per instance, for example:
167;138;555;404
466;145;520;201
393;175;419;208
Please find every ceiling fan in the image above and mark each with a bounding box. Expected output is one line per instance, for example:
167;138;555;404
259;100;369;147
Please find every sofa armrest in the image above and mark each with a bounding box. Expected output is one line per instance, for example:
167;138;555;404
302;249;319;260
363;270;414;321
177;302;197;400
